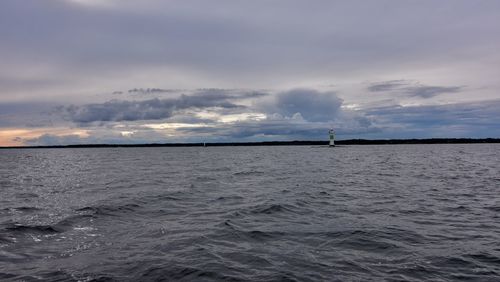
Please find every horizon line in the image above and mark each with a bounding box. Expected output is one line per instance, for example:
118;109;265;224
1;138;499;149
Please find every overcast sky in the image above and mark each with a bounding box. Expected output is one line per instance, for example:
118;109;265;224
1;0;499;146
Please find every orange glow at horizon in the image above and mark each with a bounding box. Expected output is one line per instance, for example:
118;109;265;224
0;128;88;147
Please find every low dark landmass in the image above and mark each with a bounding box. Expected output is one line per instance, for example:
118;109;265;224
1;138;499;149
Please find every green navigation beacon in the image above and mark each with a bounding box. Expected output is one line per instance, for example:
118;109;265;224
329;129;335;147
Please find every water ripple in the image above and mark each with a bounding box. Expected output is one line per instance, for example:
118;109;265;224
0;144;499;281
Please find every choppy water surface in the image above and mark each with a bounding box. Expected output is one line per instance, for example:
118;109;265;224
1;145;499;281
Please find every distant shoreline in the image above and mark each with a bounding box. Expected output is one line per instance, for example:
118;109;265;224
1;138;499;149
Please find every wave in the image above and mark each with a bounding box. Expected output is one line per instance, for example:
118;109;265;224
0;272;17;280
0;213;96;238
3;223;60;235
465;253;500;267
2;145;500;281
14;192;39;199
222;220;286;242
250;204;292;215
138;266;242;281
76;203;142;217
485;205;500;212
229;202;314;217
214;195;244;201
4;206;42;213
233;170;266;176
0;235;13;244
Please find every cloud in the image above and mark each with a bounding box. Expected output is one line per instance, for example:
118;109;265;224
23;134;88;146
22;128;170;146
368;81;463;98
2;0;499;99
199;89;268;100
26;88;375;145
188;88;268;102
22;113;379;145
367;80;407;92
169;89;378;140
128;88;179;94
1;0;500;145
0;102;60;127
124;87;268;101
174;114;379;141
64;92;243;123
16;97;500;145
258;88;343;122
403;86;462;98
364;99;500;137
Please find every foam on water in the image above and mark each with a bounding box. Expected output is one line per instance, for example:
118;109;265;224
0;144;499;281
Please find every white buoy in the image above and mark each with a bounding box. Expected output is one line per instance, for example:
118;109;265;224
329;129;335;147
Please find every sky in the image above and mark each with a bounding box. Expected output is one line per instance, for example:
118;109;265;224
1;0;499;146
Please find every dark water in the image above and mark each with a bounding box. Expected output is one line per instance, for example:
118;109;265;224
1;145;499;281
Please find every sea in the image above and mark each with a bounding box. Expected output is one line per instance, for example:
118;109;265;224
0;144;499;281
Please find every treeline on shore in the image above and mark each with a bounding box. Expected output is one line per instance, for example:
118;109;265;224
1;138;499;149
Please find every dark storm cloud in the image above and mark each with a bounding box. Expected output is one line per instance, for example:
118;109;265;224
64;93;242;123
259;89;343;122
368;81;463;98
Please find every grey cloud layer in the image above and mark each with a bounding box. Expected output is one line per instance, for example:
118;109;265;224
64;89;270;124
368;81;463;98
22;97;500;146
128;88;179;94
1;1;500;145
64;92;244;123
0;102;58;127
175;117;378;140
63;88;343;124
1;0;499;97
46;88;374;144
23;130;169;146
260;89;343;122
367;80;408;92
365;99;500;137
404;86;462;99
